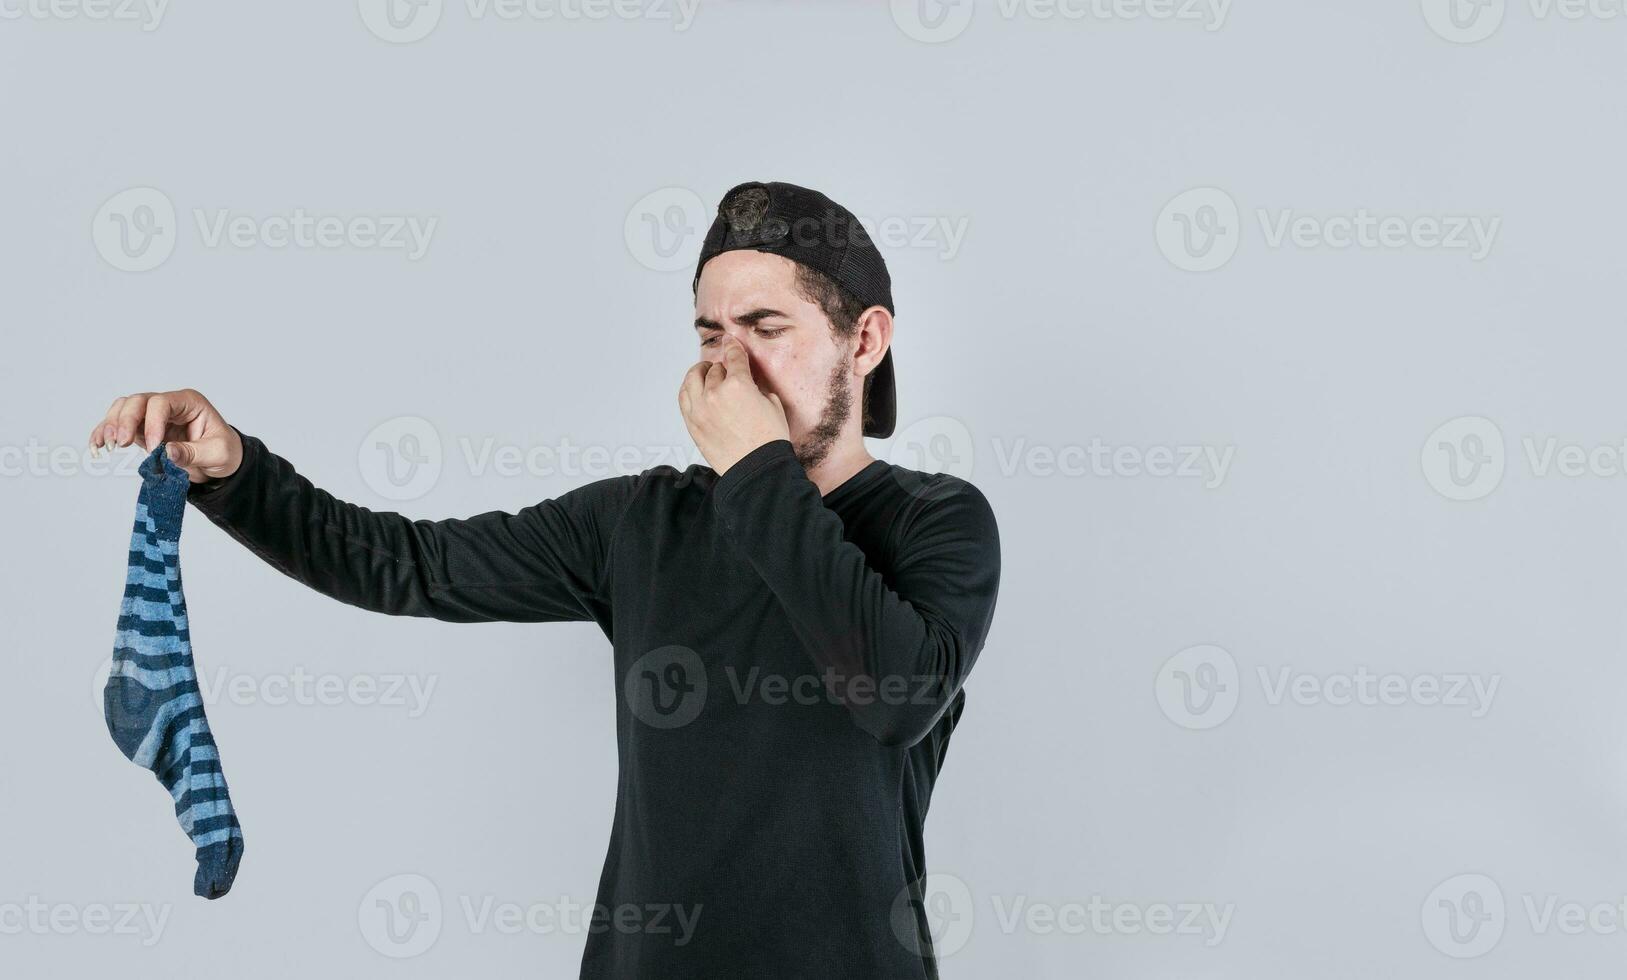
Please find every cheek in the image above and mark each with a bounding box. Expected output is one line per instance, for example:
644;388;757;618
743;344;792;385
759;346;836;414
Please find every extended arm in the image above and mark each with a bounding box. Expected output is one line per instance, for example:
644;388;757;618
187;429;635;624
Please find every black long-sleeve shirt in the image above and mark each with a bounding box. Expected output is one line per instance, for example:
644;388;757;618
187;430;1001;979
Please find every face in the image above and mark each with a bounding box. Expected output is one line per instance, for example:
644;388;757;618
693;250;860;469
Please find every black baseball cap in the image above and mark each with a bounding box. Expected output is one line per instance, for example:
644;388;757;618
691;180;897;439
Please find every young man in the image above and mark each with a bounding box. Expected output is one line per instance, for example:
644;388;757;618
88;181;1002;978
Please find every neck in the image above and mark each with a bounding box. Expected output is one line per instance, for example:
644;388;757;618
804;434;875;496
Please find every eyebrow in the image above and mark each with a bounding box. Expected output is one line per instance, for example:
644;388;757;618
694;308;791;332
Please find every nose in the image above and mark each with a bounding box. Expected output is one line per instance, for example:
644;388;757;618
702;328;750;365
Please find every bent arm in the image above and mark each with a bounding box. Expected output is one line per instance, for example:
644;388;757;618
711;440;1002;747
186;429;635;624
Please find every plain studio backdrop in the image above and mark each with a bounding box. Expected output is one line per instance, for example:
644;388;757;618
4;1;1626;976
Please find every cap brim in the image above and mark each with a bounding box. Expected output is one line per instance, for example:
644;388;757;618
864;348;896;439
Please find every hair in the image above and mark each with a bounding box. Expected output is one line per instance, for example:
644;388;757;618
792;261;876;432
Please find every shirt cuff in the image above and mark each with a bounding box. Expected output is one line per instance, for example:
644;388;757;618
712;439;799;507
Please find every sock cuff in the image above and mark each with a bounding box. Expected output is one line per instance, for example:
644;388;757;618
138;445;190;535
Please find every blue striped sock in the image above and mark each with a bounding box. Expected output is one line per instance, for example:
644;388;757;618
104;444;245;899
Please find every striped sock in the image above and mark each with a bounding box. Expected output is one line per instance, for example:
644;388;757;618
104;444;244;899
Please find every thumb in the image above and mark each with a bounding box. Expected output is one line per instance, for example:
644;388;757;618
164;441;196;468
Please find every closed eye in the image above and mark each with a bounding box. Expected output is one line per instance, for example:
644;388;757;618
700;326;787;347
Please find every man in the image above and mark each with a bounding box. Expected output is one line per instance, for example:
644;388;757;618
88;181;1002;978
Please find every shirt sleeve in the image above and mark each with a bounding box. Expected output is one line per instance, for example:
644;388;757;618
710;439;1002;748
185;428;637;624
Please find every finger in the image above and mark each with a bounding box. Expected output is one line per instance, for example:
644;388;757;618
114;394;151;447
141;393;173;451
93;397;127;450
720;334;752;382
682;361;711;400
143;389;206;452
94;395;124;450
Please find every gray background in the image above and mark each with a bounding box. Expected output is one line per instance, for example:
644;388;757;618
4;0;1624;976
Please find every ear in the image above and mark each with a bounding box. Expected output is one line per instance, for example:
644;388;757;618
851;305;894;379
